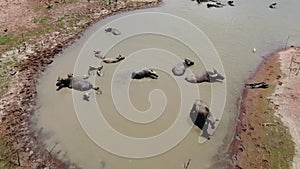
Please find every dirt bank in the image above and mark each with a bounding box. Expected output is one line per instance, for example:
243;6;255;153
227;47;299;169
0;0;161;168
269;47;300;169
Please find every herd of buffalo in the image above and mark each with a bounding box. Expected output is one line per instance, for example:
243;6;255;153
192;0;277;9
55;27;225;130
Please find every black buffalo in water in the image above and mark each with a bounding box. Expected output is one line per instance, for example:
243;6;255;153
245;82;269;89
185;69;224;83
189;99;217;129
269;2;277;9
131;68;159;80
105;27;121;35
207;2;226;8
56;74;101;94
228;0;235;6
172;58;194;76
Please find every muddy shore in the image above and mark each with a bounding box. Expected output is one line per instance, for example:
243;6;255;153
0;0;161;168
227;47;299;169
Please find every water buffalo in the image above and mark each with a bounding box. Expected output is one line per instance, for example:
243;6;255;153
269;2;277;9
185;69;224;83
94;50;105;59
245;82;269;89
56;74;101;94
88;65;104;77
105;27;121;35
228;0;235;6
131;68;159;79
172;58;194;76
189;99;217;129
83;92;90;101
103;54;125;64
207;2;225;8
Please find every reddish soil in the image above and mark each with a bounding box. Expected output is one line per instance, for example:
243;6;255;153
269;47;300;169
227;48;299;169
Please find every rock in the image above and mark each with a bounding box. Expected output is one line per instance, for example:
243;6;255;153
36;158;42;162
236;134;241;141
232;153;238;161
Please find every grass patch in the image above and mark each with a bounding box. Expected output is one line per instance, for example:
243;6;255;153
66;0;78;3
0;139;13;169
263;120;295;169
57;15;66;22
24;25;55;37
0;34;23;53
0;34;19;46
33;16;52;23
259;80;295;168
67;20;75;27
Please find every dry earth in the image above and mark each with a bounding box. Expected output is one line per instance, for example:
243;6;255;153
227;47;299;169
270;47;300;169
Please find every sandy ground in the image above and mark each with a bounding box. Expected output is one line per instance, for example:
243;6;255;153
0;0;88;32
270;47;300;169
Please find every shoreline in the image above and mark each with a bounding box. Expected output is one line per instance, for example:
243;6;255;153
227;47;298;169
0;1;161;168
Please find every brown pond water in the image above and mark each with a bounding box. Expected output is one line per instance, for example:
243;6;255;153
34;0;300;168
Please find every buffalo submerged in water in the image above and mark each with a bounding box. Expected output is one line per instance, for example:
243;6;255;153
185;69;225;83
56;74;101;94
172;58;194;76
131;68;159;79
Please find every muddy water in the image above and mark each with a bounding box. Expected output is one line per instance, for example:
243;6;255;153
34;0;300;168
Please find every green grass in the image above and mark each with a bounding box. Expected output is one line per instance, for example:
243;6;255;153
24;25;55;37
0;34;23;54
66;0;78;3
260;84;295;168
57;15;66;22
33;16;52;23
0;139;13;169
0;34;19;46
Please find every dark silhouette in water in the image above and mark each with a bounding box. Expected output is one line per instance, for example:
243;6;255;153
245;82;269;89
269;2;277;9
189;99;217;130
228;0;235;6
56;74;101;94
131;68;159;79
105;27;121;35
